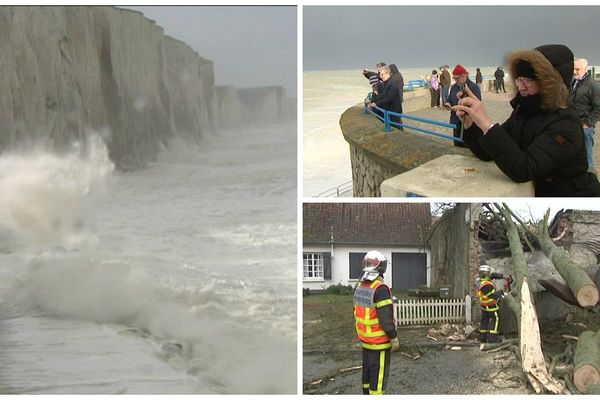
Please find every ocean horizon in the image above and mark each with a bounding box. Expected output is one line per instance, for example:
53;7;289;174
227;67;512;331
304;66;508;84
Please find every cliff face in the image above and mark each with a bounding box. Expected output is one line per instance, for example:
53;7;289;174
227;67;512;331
214;86;244;129
0;6;293;170
214;85;296;128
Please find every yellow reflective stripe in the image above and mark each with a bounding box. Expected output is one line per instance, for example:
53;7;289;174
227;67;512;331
365;306;372;335
481;305;499;311
369;389;384;395
357;328;387;338
362;384;370;389
362;342;391;350
491;311;499;334
375;299;392;308
356;317;380;325
377;349;386;394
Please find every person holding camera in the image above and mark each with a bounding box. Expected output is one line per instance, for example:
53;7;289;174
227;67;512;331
368;66;404;128
452;44;600;196
363;62;386;99
445;64;481;147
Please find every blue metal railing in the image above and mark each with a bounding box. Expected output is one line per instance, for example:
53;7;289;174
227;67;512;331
403;79;427;91
364;104;462;144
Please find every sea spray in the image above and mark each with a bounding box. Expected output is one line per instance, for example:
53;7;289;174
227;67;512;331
0;134;114;251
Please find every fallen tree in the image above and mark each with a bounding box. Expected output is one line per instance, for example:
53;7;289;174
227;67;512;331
495;203;564;394
534;210;599;308
573;329;600;393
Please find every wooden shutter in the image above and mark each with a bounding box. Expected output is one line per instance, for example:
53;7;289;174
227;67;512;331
323;252;332;280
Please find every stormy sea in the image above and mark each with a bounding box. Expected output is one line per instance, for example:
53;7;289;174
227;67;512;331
0;121;297;394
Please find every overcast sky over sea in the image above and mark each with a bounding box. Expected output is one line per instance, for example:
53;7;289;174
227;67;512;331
124;6;297;97
304;6;600;71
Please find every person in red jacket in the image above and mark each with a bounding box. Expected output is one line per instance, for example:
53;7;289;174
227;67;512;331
353;250;399;395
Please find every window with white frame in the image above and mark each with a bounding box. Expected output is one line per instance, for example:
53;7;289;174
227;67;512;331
303;252;324;279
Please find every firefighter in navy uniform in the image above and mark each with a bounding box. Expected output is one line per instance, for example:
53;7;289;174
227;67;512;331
476;265;511;343
353;250;399;395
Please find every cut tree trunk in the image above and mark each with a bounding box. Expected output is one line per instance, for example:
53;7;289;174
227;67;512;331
574;330;600;393
538;278;579;306
535;211;599;307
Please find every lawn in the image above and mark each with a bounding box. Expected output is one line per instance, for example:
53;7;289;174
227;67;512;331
303;293;357;353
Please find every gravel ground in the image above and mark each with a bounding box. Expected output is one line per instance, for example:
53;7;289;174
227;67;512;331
304;344;532;395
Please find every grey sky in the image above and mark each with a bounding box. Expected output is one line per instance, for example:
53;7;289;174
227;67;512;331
304;6;600;71
125;6;297;97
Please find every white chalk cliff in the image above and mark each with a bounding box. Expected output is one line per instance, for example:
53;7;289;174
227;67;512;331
0;6;293;170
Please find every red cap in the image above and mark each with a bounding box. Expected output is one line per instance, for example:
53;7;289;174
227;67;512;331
452;64;468;76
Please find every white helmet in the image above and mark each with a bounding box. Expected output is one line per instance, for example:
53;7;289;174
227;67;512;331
478;265;493;278
360;250;388;281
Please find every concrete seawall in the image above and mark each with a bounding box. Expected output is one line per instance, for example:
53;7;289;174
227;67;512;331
340;85;534;197
340;102;470;197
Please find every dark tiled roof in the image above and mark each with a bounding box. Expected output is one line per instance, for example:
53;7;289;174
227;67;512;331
303;203;431;246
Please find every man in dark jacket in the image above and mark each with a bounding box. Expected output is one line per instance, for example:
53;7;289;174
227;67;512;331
475;68;483;90
569;57;600;173
440;65;451;105
494;67;506;93
445;64;481;147
453;44;600;197
369;66;404;129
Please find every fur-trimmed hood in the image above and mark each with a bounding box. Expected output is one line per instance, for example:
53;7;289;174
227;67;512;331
508;46;573;111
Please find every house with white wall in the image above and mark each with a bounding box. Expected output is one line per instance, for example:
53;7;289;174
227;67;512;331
303;203;431;293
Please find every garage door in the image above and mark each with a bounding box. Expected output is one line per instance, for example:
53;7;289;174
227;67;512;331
391;252;427;292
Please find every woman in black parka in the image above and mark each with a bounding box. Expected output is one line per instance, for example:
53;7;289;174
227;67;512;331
453;44;600;197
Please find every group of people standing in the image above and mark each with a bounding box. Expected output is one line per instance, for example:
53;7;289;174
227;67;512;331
363;62;405;128
362;44;600;197
421;65;451;108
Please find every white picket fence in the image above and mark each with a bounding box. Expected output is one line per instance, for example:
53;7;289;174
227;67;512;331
394;295;472;326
